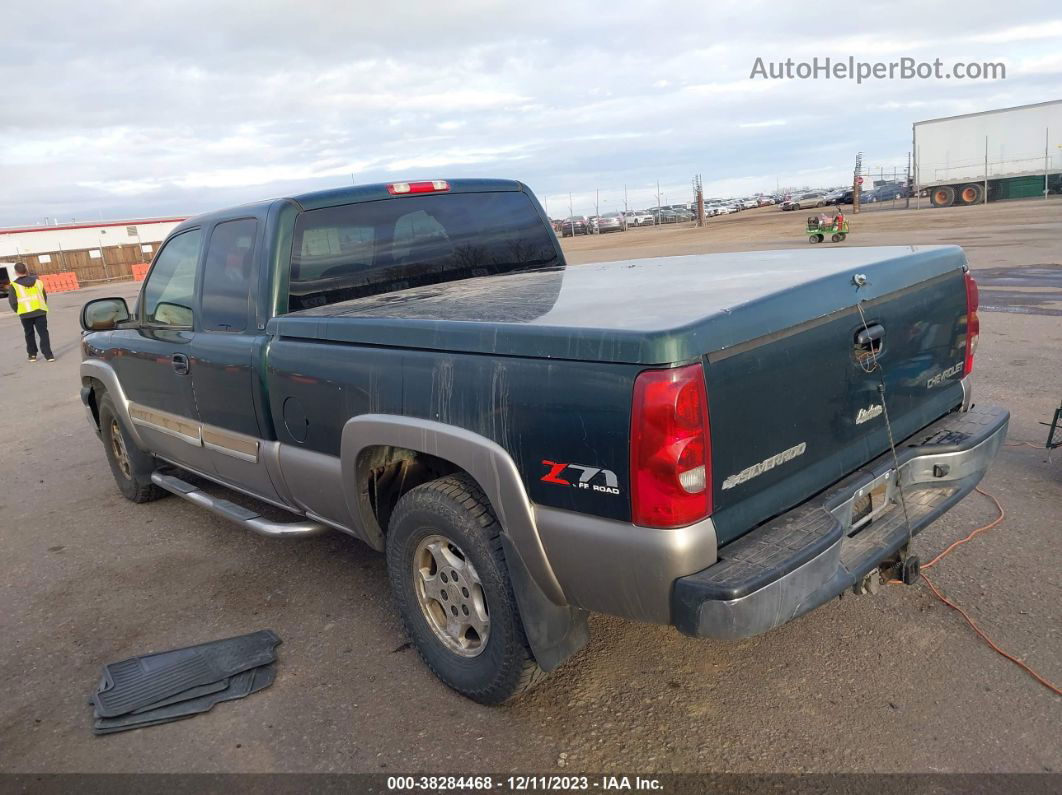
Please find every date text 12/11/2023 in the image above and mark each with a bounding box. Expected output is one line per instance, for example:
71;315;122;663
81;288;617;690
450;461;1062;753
386;775;663;791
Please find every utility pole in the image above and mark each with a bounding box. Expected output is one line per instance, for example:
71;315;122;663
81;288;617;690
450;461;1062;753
569;192;574;219
595;189;599;217
984;137;989;205
656;180;661;227
905;151;911;209
695;174;705;227
624;184;628;215
853;151;863;214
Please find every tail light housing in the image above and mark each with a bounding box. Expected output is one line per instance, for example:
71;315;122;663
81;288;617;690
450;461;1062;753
963;270;979;377
630;364;712;528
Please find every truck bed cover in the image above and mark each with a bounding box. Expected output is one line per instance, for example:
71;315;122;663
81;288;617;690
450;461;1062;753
273;245;967;365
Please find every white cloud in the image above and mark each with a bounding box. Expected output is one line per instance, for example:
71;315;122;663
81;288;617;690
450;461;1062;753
0;1;1059;222
739;119;788;129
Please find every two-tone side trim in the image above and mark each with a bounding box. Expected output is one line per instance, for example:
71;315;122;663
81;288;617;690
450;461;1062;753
128;402;260;464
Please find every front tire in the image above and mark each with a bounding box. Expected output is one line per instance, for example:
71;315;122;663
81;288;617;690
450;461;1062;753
98;393;165;503
386;474;547;704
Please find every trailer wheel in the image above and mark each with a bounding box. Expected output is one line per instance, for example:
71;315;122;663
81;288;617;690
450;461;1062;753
839;233;847;241
959;184;983;205
931;186;956;208
831;233;841;243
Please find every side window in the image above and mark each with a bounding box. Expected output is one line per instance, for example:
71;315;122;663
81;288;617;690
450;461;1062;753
142;229;201;327
201;218;257;331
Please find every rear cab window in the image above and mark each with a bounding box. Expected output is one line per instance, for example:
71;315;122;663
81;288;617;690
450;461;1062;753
285;191;560;313
201;218;257;332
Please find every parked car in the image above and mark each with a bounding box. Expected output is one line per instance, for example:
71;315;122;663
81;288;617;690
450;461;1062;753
560;216;589;236
824;189;853;206
79;177;1006;705
869;185;906;202
627;211;655;226
741;199;759;210
596;213;626;233
781;193;826;211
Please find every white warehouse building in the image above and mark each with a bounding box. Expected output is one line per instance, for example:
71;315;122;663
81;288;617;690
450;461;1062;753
0;217;185;283
0;218;184;259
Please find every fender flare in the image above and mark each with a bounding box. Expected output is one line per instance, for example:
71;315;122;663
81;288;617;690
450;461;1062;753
340;414;588;671
80;359;148;450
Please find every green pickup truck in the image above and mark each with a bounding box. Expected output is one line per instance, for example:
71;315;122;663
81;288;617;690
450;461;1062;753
79;179;1008;703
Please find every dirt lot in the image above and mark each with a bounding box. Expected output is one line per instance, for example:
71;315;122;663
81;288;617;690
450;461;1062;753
1;198;1059;774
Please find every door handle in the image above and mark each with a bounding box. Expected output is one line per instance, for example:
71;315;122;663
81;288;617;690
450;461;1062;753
172;353;190;375
854;324;885;357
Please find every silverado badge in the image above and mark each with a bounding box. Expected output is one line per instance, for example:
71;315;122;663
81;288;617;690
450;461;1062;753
722;442;807;491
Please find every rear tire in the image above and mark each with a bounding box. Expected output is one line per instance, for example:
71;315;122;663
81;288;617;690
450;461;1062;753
959;184;983;205
98;393;165;503
931;186;956;208
386;474;547;704
831;233;841;242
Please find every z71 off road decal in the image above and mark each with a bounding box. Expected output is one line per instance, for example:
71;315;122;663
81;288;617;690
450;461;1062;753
541;460;621;495
722;443;807;491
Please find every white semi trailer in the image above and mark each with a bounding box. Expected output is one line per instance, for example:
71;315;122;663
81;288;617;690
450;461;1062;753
914;99;1062;207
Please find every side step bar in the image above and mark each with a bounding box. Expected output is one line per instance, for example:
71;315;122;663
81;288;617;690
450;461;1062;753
151;472;328;538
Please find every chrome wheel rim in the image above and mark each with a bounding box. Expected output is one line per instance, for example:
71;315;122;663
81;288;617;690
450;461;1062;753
110;418;132;479
413;534;490;657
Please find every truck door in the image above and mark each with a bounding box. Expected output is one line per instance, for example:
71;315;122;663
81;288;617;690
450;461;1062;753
111;227;213;472
187;218;284;504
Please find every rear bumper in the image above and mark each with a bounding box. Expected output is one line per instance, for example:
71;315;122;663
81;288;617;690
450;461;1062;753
671;403;1009;639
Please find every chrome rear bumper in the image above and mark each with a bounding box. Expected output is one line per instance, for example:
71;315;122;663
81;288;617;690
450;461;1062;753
672;403;1009;639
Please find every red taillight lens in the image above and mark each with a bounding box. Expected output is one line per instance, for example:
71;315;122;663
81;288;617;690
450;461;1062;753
386;180;450;195
630;364;712;528
964;271;979;377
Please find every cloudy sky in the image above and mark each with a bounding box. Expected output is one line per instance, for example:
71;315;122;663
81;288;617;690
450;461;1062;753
2;1;1059;225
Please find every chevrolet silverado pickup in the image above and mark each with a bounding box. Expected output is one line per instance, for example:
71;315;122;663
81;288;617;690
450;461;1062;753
79;178;1008;703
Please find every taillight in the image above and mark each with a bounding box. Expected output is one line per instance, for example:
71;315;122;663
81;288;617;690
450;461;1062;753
386;180;450;195
963;270;979;377
630;364;712;528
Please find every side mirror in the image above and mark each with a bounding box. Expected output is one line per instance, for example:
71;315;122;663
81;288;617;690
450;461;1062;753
81;297;130;331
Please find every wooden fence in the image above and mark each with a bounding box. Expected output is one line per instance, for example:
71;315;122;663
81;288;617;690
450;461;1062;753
2;243;152;284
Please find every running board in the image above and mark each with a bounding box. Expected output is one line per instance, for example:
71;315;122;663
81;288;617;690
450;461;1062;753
151;472;328;538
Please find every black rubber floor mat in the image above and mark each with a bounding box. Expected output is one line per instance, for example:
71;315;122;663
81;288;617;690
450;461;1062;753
94;664;275;734
128;678;229;713
92;630;280;718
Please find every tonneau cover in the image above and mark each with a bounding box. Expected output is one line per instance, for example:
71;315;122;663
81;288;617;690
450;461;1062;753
271;246;967;365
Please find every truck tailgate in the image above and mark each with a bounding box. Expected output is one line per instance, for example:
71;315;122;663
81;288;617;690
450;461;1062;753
706;268;969;545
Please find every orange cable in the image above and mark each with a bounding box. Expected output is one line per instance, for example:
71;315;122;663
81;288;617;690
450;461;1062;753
921;572;1061;697
920;486;1005;571
888;487;1060;697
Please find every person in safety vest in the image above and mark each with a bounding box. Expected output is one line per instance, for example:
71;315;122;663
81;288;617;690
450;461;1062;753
7;262;54;362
